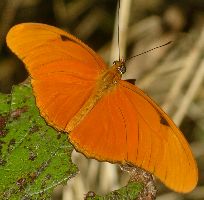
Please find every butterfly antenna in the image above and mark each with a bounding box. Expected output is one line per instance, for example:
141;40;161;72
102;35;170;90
118;0;121;60
126;41;172;61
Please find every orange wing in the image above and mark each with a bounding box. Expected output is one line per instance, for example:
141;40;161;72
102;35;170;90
69;80;197;193
6;23;107;130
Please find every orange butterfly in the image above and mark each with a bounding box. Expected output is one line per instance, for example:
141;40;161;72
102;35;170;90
6;23;197;193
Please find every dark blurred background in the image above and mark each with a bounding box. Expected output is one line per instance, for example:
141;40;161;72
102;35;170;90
0;0;203;199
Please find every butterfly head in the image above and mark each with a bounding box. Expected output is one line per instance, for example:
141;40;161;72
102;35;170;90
113;59;126;75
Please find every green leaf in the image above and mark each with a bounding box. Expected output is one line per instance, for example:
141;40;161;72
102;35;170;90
0;84;77;199
86;182;142;200
0;83;143;200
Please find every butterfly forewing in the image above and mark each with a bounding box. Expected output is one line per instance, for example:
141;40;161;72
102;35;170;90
6;23;108;131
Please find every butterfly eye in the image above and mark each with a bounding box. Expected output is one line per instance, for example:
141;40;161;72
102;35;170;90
118;65;126;74
113;61;117;65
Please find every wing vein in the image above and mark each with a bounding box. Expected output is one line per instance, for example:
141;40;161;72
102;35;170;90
115;104;128;161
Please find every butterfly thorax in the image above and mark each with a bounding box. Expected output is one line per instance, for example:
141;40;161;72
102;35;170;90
101;60;125;85
97;59;126;89
66;60;126;132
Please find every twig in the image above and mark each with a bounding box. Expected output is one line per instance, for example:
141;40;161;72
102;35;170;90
109;0;132;64
162;28;204;114
173;58;204;126
99;163;119;194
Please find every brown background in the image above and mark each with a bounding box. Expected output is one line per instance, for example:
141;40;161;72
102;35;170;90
0;0;203;199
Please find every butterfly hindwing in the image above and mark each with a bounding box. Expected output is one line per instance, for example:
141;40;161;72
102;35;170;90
69;87;128;161
119;80;197;192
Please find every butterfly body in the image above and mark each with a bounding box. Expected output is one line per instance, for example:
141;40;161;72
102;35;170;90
67;60;124;132
6;23;198;193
